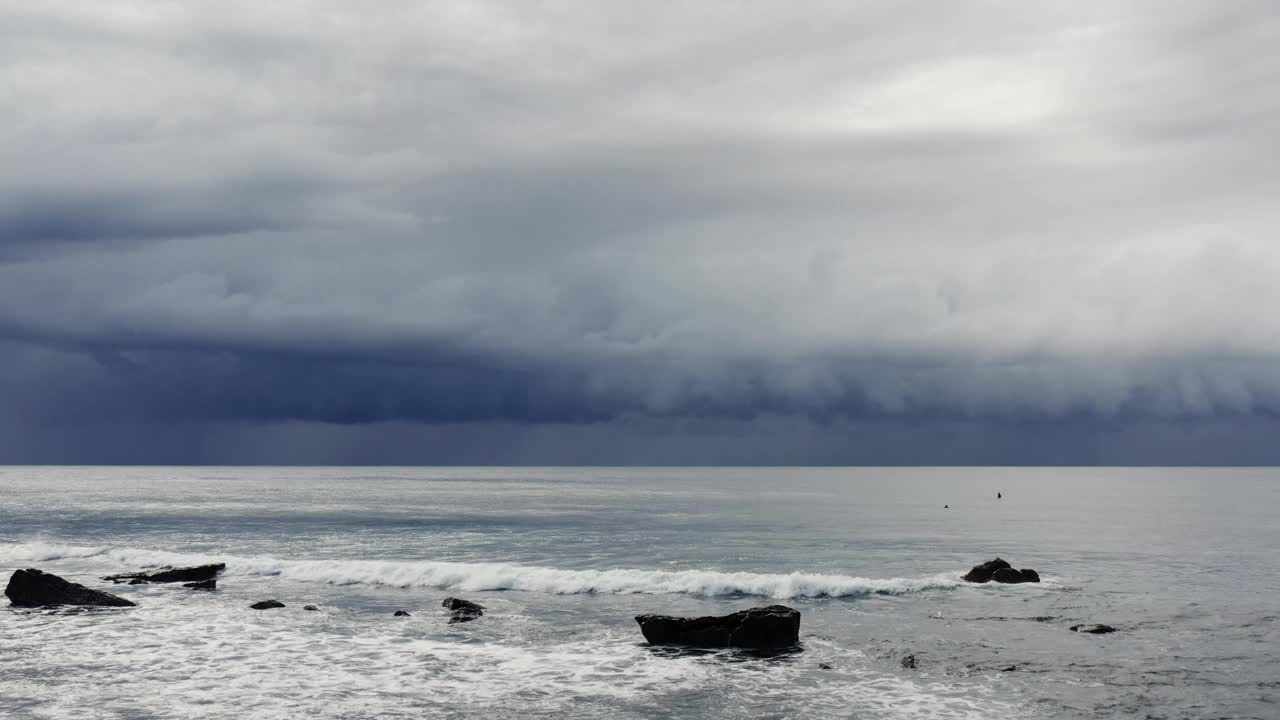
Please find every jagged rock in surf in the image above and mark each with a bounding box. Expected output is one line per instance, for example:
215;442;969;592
962;558;1040;584
394;610;411;617
1070;624;1117;634
5;569;136;608
443;597;484;624
104;564;225;585
184;579;216;591
250;599;285;610
635;605;801;650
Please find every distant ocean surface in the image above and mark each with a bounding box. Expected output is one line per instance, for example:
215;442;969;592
2;467;1277;719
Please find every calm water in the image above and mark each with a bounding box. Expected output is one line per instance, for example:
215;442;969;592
1;467;1277;719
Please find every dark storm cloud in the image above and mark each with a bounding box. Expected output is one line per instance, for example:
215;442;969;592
2;1;1279;463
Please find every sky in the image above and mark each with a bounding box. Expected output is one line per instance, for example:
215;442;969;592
2;0;1279;465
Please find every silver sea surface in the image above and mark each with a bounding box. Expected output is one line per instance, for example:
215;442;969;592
1;466;1277;719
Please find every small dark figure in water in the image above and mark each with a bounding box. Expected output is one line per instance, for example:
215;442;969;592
944;504;949;508
997;492;1002;499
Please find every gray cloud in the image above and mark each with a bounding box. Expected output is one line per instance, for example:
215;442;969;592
2;1;1279;462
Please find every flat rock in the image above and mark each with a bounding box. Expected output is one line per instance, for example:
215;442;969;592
104;564;226;585
184;579;216;591
303;605;320;611
1070;623;1117;634
394;610;411;617
250;599;285;610
635;605;801;650
6;569;136;608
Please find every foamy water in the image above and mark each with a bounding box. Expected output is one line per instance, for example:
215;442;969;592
2;466;1278;719
3;541;968;598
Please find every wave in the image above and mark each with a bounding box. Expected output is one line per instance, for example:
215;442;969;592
1;542;963;600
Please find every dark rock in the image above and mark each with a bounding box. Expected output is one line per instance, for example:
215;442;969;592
5;569;136;608
303;605;319;611
1070;624;1117;634
990;567;1041;584
1001;665;1017;672
443;597;485;624
901;654;917;669
104;564;225;585
963;558;1040;584
962;558;1011;583
634;605;801;650
184;579;216;591
250;600;285;610
818;663;833;670
394;610;411;617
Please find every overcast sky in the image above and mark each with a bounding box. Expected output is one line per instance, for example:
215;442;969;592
2;1;1279;464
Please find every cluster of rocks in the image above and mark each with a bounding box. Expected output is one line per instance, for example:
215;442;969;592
962;558;1040;584
5;568;488;626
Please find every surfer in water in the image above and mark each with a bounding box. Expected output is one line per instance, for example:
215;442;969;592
997;491;1002;499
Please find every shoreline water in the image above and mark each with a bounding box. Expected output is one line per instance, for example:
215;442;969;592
3;466;1277;719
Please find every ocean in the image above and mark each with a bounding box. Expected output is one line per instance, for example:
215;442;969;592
1;466;1277;719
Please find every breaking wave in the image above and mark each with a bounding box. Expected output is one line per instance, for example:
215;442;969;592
1;542;962;600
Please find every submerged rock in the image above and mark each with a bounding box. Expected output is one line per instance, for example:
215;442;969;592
303;605;319;611
5;569;136;608
963;558;1040;584
1070;624;1117;635
250;600;285;610
394;610;411;617
184;579;216;591
443;597;484;624
104;564;225;585
635;605;801;650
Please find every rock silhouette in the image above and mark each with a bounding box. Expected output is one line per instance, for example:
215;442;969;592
6;569;136;608
250;600;285;610
104;564;225;585
443;597;484;624
184;579;216;591
963;558;1041;584
635;605;801;650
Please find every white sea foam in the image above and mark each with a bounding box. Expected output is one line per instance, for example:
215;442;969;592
1;542;962;599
